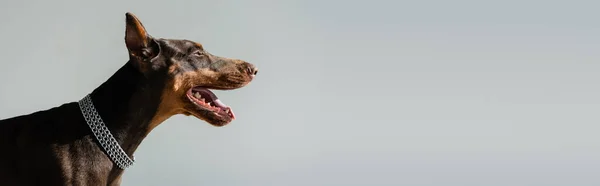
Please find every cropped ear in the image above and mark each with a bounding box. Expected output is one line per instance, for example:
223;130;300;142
125;12;159;63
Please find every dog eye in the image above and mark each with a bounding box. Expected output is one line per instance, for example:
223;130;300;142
193;51;205;57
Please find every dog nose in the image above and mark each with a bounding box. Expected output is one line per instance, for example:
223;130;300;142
246;66;258;76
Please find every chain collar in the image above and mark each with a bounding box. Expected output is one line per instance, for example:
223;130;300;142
78;94;135;169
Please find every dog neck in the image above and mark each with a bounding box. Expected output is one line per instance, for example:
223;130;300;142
87;62;172;165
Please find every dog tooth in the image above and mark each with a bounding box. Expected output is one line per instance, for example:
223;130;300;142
194;92;201;98
200;98;205;102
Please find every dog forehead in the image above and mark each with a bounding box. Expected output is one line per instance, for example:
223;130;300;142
159;39;203;52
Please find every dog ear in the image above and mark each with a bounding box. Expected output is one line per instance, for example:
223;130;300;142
124;12;159;63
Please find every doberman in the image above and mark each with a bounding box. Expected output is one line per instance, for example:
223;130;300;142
0;12;258;186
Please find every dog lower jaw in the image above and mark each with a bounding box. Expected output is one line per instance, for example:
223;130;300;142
186;110;232;127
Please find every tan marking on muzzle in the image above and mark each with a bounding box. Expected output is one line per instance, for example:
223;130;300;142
172;69;219;92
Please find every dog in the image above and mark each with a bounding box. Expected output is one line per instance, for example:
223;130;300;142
0;12;258;186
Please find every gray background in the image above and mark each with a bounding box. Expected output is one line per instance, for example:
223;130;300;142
0;0;599;185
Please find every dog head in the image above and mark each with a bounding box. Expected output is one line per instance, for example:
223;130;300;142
123;12;257;127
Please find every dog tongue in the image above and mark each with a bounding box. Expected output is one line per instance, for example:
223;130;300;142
214;99;236;119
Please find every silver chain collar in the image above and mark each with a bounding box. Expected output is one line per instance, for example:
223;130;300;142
78;94;135;169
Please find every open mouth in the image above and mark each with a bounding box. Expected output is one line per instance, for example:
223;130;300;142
186;87;236;120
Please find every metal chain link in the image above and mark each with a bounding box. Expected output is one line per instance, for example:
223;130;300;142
78;94;135;169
